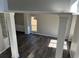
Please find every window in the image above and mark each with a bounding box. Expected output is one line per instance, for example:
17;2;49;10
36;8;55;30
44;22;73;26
31;16;37;32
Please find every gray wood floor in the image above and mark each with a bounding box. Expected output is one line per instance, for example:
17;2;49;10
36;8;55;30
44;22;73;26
0;32;70;58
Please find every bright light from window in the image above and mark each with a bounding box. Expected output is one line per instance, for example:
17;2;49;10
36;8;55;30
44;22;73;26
31;16;37;32
48;39;67;50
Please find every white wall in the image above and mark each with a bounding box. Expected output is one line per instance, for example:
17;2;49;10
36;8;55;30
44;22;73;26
34;14;59;37
15;13;32;34
15;13;76;38
0;0;8;11
0;13;9;54
15;13;25;32
15;13;59;37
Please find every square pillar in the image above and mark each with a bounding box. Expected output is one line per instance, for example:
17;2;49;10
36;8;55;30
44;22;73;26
5;13;19;58
24;14;31;34
70;15;79;58
55;13;72;58
65;15;73;40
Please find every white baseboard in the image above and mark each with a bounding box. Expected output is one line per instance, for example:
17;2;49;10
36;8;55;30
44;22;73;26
32;32;58;38
15;24;24;32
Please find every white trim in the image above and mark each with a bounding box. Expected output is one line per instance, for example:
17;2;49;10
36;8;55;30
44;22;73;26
33;32;57;38
7;10;72;14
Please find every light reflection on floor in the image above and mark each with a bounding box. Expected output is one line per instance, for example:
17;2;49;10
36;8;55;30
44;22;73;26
48;39;67;50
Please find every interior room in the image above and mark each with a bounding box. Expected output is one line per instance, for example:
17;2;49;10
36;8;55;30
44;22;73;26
0;13;77;58
0;0;79;58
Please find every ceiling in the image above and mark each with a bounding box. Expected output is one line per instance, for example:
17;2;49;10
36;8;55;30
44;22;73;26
0;0;79;14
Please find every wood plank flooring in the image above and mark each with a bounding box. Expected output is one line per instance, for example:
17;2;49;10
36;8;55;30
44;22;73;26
0;32;70;58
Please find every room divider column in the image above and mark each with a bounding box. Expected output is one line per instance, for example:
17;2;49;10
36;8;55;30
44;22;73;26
55;13;72;58
65;15;73;40
24;14;31;34
5;13;19;58
70;15;79;58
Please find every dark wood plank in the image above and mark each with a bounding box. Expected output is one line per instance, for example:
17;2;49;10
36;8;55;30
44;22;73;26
0;32;70;58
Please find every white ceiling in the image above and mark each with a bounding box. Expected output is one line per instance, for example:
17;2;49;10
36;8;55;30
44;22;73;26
8;0;71;12
0;0;79;14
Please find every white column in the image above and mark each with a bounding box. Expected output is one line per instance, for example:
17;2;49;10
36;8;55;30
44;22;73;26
74;15;79;58
24;14;31;34
55;13;72;58
65;15;72;41
69;15;77;41
6;13;19;58
70;15;79;58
